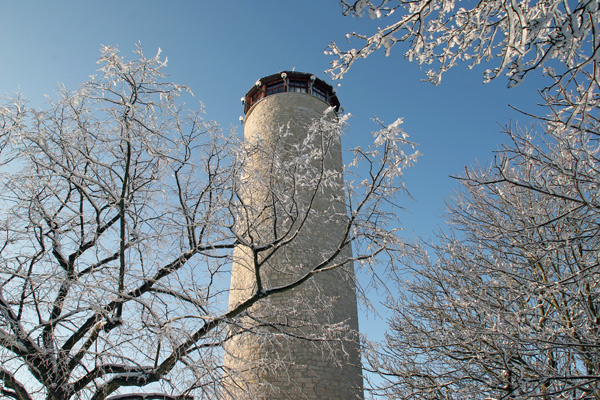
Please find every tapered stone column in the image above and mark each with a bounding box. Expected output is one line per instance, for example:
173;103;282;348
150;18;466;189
223;72;364;400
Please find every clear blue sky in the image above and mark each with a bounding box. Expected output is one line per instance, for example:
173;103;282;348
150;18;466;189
1;0;547;361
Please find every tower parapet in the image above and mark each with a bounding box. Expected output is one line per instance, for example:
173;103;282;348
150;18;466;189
243;71;340;115
224;72;363;400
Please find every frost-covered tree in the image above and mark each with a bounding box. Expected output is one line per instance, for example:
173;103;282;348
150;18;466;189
329;3;600;398
328;0;600;87
368;83;600;399
0;46;418;400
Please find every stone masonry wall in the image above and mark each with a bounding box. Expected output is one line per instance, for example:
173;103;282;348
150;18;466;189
223;92;364;399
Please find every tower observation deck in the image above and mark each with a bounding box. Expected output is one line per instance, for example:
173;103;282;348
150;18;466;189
223;71;363;400
243;71;340;114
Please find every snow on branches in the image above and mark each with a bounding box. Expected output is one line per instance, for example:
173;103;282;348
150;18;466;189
328;0;600;88
0;46;416;400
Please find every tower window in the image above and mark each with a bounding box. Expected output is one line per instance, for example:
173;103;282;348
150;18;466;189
288;80;308;93
266;81;284;95
312;85;327;101
251;90;263;104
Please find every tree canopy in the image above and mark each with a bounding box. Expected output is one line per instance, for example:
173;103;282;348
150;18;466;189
0;45;418;400
328;0;600;88
335;1;600;399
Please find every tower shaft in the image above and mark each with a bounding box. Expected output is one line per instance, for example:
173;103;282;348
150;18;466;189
224;73;363;400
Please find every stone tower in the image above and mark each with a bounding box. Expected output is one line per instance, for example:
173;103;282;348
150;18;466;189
223;72;364;400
